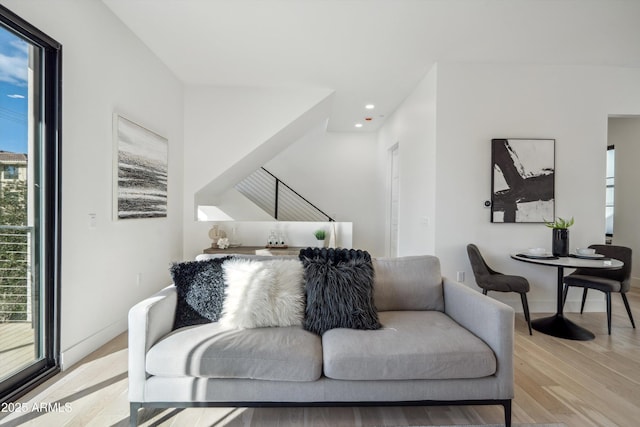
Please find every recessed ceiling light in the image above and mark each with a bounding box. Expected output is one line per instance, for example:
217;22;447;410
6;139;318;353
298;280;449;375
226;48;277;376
365;104;375;110
355;123;363;128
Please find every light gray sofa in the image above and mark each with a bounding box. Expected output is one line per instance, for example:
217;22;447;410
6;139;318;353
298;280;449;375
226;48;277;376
128;255;514;426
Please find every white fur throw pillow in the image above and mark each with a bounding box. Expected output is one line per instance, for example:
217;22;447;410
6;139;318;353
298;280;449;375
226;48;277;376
219;258;305;329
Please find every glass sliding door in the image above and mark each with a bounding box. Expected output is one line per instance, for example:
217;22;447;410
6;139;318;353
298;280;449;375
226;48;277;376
0;5;61;402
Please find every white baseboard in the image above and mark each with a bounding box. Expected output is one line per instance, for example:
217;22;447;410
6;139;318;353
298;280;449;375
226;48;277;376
562;299;606;313
60;318;127;371
502;298;605;314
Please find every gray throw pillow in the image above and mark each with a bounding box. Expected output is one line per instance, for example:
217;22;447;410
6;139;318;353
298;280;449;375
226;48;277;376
170;257;230;330
301;249;381;335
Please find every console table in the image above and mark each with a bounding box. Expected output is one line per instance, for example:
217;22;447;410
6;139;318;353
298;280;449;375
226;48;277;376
203;246;306;256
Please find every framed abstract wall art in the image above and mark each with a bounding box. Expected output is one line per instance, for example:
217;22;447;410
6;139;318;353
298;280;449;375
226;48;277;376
491;138;555;223
113;114;168;220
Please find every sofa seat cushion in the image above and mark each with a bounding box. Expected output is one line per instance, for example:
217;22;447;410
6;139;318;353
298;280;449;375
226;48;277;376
322;311;496;380
146;323;322;381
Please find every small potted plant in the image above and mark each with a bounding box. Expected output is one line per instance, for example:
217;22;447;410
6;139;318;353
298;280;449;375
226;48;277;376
313;229;326;247
544;216;574;256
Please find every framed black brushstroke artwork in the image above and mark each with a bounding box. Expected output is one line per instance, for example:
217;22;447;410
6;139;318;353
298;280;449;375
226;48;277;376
113;114;168;220
491;138;555;223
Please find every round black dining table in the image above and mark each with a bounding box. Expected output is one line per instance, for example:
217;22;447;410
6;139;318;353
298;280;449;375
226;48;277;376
510;253;623;340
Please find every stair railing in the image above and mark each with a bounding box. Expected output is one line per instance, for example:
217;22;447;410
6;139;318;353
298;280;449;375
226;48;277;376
234;167;334;222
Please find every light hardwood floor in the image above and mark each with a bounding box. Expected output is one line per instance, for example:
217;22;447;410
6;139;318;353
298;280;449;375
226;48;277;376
1;288;639;427
0;323;35;381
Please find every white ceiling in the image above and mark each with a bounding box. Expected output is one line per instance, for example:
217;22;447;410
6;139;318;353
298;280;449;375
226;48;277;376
102;0;640;132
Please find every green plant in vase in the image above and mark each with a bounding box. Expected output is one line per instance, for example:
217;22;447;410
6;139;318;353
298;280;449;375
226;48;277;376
544;216;574;256
543;217;574;229
313;229;326;247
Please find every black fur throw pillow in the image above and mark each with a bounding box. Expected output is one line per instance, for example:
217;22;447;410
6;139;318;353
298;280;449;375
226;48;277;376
299;247;372;264
301;249;380;335
170;257;230;330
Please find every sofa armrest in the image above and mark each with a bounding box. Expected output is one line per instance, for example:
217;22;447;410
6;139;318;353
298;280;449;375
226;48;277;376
128;285;177;402
443;277;514;396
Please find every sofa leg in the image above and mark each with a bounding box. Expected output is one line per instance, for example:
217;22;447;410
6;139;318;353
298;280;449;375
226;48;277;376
130;402;141;427
503;399;512;427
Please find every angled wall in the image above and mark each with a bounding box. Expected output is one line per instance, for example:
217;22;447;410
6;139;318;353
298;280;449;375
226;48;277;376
183;86;334;258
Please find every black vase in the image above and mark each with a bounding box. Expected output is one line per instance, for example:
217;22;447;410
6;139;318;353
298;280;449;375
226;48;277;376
552;228;569;257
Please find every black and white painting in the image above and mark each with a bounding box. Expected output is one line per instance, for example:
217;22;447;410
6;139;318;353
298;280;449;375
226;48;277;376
114;115;168;219
491;138;554;223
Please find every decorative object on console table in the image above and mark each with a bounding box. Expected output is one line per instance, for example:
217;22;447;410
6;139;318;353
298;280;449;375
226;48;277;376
217;237;230;249
490;138;555;223
313;229;326;247
328;223;337;248
229;226;241;247
545;216;574;257
208;225;226;248
267;230;277;246
265;230;288;249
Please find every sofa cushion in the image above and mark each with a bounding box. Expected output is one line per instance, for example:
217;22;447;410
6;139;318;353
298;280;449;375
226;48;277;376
146;322;322;381
373;256;444;312
219;258;305;329
300;248;381;335
322;311;496;380
170;257;230;330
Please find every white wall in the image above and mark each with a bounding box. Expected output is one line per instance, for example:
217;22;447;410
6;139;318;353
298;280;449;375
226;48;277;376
379;62;640;313
264;123;381;254
3;0;185;368
377;65;437;257
608;117;640;286
435;63;640;312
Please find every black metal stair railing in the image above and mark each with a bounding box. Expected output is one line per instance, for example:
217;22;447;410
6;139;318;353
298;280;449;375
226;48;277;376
235;167;334;222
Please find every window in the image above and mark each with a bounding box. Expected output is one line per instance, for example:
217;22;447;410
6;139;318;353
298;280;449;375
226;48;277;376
3;166;17;180
0;5;61;402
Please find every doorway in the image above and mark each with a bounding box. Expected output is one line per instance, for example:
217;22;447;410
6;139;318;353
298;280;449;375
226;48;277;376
607;116;640;286
605;145;614;243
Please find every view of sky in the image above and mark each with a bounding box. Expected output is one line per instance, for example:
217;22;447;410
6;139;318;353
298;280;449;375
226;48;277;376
0;25;28;154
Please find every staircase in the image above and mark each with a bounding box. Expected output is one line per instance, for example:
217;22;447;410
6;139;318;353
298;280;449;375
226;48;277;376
235;168;334;222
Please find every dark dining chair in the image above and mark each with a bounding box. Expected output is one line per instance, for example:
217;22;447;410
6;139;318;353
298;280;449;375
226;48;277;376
466;244;532;335
562;244;635;335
